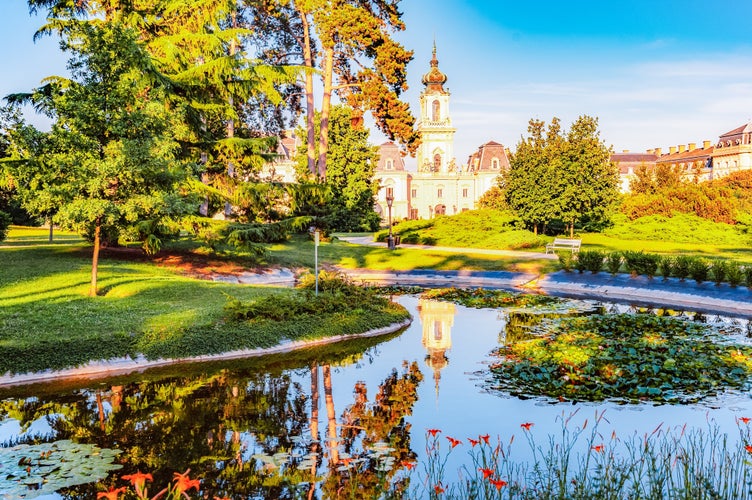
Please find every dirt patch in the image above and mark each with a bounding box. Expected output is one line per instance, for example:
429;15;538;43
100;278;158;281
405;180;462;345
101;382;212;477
98;247;252;279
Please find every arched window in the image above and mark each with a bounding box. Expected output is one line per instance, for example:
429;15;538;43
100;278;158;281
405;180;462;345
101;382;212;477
433;154;441;171
432;100;440;121
386;159;393;170
491;158;500;169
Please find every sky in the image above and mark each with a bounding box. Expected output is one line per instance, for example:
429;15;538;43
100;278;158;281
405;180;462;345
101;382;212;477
2;0;752;166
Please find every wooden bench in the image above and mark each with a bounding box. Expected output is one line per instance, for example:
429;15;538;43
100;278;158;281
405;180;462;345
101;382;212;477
545;238;582;254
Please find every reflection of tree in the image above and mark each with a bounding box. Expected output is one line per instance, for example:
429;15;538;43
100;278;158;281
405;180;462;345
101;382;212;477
321;361;424;498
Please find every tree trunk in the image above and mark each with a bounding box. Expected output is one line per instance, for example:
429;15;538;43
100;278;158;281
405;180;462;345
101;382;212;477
323;364;339;465
48;217;53;242
533;224;538;236
308;363;320;500
298;7;317;177
569;223;574;238
317;47;334;180
90;220;101;297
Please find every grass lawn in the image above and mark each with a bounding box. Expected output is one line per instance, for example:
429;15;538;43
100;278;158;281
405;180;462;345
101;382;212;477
0;227;409;376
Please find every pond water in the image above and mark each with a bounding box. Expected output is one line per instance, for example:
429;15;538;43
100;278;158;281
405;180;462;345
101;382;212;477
2;295;752;499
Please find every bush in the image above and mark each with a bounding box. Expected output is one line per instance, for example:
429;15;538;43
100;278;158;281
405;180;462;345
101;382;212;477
727;262;744;287
576;250;606;274
689;257;709;284
746;266;752;289
622;251;660;278
558;252;575;272
710;260;727;286
0;210;10;242
605;252;622;275
659;256;674;280
674;255;691;281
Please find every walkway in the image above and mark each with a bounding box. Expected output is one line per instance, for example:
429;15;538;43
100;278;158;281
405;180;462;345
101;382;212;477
337;236;752;318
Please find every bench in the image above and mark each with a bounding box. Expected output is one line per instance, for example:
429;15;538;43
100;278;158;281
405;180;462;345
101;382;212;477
545;238;581;254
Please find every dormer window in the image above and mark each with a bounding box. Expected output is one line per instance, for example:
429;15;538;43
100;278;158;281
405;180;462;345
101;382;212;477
491;158;500;169
386;159;394;170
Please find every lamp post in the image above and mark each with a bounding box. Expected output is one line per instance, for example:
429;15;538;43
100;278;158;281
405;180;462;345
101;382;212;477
386;194;395;250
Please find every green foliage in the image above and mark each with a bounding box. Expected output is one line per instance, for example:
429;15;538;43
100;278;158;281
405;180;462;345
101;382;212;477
0;210;10;241
726;262;744;287
747;266;752;288
505;116;619;234
420;287;563;309
490;313;752;403
674;255;691;280
622;251;660;278
710;260;727;286
576;250;605;274
605;252;622;275
557;251;575;272
604;213;750;245
689;257;710;284
659;255;674;280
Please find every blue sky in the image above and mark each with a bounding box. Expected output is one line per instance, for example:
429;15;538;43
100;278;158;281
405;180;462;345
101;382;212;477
3;1;752;165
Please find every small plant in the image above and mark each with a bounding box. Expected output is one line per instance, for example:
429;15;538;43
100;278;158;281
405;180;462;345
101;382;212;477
710;260;727;286
674;255;691;281
659;255;674;280
622;250;660;278
689;257;710;284
0;210;10;242
605;252;622;275
727;262;744;287
576;250;606;274
746;265;752;289
558;251;575;272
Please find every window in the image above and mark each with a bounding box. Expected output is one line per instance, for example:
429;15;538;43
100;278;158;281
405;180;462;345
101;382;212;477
410;208;419;219
491;158;500;169
386;187;394;199
437;188;443;198
411;188;417;198
433;154;441;171
432;100;440;121
462;188;468;198
386;159;393;170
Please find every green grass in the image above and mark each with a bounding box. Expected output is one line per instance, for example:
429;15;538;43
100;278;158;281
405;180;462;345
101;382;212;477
0;227;408;376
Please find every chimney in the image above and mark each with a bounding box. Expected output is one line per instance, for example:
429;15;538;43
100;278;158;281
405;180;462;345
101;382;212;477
703;140;711;149
646;149;654;154
655;147;662;155
678;145;686;153
622;149;630;153
669;146;677;154
688;143;696;151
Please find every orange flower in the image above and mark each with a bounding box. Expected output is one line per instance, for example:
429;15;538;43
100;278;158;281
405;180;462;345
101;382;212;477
468;438;480;447
427;428;441;437
591;444;605;453
97;487;126;500
446;436;462;448
746;445;752;454
479;434;490;445
479;467;494;479
400;460;416;470
122;472;152;495
173;469;201;495
434;483;445;494
489;478;508;490
520;422;533;431
740;417;751;424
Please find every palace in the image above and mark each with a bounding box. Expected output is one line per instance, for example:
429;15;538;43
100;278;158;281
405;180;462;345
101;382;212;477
373;46;507;221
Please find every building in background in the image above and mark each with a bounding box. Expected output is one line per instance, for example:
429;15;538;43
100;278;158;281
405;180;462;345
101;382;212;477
374;46;507;221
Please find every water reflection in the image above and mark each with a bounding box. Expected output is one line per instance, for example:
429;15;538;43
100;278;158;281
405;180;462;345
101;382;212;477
1;296;752;499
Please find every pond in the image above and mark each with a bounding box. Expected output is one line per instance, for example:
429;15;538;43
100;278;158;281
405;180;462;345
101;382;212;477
2;295;752;499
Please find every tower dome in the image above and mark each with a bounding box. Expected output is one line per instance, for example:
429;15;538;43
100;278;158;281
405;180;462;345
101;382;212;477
421;43;448;94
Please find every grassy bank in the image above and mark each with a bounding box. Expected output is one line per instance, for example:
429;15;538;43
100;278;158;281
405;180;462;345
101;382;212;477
0;228;409;376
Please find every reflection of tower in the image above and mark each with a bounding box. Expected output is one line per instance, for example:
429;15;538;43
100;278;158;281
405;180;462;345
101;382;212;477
417;298;455;400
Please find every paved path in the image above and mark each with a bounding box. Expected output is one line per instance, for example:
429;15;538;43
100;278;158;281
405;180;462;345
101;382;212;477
337;236;752;318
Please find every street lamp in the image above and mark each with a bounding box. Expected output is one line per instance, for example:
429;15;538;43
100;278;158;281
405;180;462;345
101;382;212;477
386;193;395;250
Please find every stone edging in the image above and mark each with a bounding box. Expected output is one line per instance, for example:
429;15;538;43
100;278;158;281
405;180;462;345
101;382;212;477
0;318;413;388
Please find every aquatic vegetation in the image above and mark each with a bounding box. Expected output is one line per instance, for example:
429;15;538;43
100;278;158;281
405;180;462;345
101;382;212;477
489;313;752;404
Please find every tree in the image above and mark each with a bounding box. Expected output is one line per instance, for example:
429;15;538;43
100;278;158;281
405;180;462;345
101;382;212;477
557;115;619;236
504;116;618;236
246;0;418;179
295;105;380;231
7;10;196;296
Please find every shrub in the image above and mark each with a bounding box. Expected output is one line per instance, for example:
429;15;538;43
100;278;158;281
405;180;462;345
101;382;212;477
574;253;587;273
727;262;744;287
710;260;727;286
558;252;575;272
0;210;10;242
622;251;660;278
689;257;709;284
746;266;752;289
659;256;674;280
672;255;690;281
605;252;622;275
577;250;605;274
